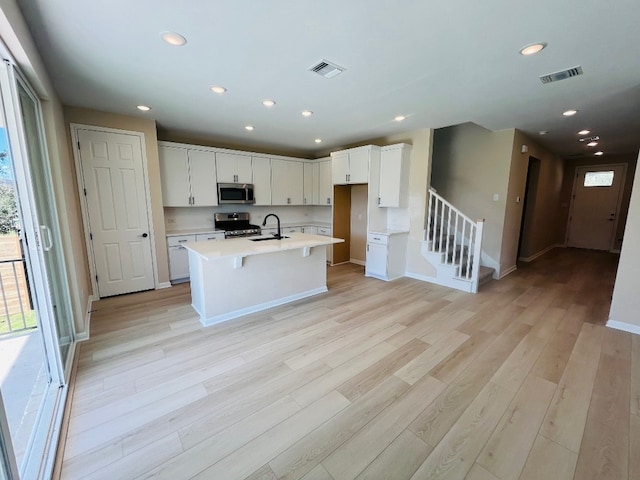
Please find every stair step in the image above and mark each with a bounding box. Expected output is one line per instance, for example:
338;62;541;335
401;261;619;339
478;266;494;285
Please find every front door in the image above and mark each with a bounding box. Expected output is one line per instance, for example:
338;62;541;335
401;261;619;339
77;128;155;297
567;165;625;250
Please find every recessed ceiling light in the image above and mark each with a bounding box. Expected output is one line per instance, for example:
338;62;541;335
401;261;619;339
587;141;598;147
245;125;254;131
136;105;151;111
210;86;227;94
302;110;313;117
519;42;547;56
538;130;548;135
595;151;604;156
161;32;187;46
314;138;322;144
563;109;578;117
578;129;591;135
394;115;406;122
262;100;276;107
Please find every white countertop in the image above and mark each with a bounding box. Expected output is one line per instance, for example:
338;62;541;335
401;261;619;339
368;229;410;236
165;228;224;237
183;232;344;261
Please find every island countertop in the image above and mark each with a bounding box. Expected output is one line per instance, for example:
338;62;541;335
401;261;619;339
183;232;344;261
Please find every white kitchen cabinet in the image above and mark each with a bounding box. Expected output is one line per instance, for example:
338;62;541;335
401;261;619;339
317;159;332;205
301;225;317;234
252;156;272;205
195;232;225;242
159;145;217;207
379;143;412;208
365;231;408;281
216;152;253;183
167;235;196;282
303;163;315;205
331;146;377;184
271;159;304;205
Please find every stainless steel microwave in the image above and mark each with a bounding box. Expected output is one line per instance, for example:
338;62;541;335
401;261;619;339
217;183;255;204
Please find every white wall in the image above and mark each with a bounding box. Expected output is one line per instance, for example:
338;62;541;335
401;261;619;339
608;150;640;332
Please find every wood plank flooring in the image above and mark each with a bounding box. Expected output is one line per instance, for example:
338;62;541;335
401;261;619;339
57;247;636;480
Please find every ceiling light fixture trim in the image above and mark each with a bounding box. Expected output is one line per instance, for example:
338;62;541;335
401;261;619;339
563;109;578;117
210;86;227;94
137;105;151;111
262;100;275;107
161;31;187;46
519;42;547;56
301;110;313;117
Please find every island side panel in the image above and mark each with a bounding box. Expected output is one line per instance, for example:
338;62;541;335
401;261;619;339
194;246;328;326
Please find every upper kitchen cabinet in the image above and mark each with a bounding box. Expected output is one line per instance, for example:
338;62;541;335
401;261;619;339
216;152;252;183
271;159;303;205
317;158;332;206
379;143;412;208
303;162;316;205
159;144;217;206
252;156;272;205
331;145;378;184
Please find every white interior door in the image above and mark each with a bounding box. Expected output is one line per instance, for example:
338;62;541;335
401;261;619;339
567;165;625;250
77;128;155;297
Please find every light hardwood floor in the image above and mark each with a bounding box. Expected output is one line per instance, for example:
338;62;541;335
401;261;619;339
56;248;637;480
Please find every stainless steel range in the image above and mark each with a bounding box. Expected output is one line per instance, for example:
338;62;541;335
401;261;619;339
214;212;262;238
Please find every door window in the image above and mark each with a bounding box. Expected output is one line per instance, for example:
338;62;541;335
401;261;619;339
584;170;615;187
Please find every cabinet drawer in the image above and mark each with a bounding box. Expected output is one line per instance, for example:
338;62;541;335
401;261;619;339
196;233;224;242
317;227;332;236
367;233;389;245
284;226;302;233
167;235;196;247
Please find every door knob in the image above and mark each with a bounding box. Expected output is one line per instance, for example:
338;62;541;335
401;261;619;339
141;233;148;238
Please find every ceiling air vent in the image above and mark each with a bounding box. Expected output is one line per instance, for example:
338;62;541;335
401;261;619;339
539;66;584;84
308;59;345;78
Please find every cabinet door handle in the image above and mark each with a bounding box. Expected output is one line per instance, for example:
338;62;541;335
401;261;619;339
373;237;381;240
178;239;188;243
327;197;330;205
367;244;369;252
378;197;381;205
287;197;291;204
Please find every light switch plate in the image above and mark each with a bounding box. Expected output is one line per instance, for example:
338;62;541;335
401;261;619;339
493;193;499;201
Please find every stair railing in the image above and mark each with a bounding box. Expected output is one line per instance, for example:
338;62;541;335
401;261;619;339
427;188;485;290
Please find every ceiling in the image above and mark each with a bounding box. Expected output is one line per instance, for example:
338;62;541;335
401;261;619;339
17;0;640;158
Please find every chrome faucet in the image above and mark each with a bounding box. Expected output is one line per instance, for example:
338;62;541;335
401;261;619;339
262;214;282;239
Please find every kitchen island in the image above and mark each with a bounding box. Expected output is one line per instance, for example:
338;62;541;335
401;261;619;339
184;232;344;326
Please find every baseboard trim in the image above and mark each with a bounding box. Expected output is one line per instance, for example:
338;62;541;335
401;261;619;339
498;265;517;279
75;296;94;341
606;319;640;336
405;271;474;293
197;286;328;327
350;259;365;266
156;281;172;289
519;244;563;263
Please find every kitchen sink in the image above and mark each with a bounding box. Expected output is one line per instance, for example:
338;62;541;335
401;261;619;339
250;236;289;242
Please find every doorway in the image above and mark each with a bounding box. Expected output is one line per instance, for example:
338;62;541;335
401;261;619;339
518;157;541;260
72;126;156;297
0;58;74;479
332;184;367;265
566;164;626;250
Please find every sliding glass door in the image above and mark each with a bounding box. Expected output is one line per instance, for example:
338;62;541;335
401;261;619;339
0;56;75;479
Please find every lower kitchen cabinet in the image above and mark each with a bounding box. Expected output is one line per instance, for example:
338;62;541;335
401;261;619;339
168;233;225;283
168;235;196;282
365;231;408;280
316;226;333;264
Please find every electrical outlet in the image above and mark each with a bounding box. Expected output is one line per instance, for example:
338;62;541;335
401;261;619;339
493;193;499;202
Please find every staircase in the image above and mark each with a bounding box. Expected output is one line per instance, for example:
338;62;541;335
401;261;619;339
421;188;493;293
